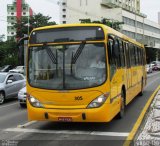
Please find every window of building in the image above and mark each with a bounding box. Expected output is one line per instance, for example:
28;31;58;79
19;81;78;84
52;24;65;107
63;21;66;24
80;0;82;6
11;17;14;20
137;22;143;29
86;0;88;5
62;15;66;18
11;7;14;10
11;13;14;15
23;12;26;15
11;32;14;35
23;7;26;10
62;9;66;12
62;2;66;5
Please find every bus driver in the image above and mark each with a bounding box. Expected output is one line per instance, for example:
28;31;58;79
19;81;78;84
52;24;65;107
90;55;105;69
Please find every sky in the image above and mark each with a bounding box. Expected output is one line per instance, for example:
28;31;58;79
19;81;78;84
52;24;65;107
0;0;160;39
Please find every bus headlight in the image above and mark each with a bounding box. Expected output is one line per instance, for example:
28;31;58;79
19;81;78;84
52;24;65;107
28;95;44;108
87;93;109;108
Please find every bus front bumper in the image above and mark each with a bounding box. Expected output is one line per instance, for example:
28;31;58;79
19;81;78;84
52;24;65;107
27;102;115;123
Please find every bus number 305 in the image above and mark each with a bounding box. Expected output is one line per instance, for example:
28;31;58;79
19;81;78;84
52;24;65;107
75;96;83;101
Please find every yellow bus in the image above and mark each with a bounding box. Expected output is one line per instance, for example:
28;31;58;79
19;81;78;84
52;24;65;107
27;24;147;122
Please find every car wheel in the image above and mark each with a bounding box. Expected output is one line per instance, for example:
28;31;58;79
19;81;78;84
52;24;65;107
19;103;26;108
0;92;5;104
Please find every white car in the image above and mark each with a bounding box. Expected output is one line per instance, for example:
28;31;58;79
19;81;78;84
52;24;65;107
9;66;25;74
146;64;152;73
18;86;26;108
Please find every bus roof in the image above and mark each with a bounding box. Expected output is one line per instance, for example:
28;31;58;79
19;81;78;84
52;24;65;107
31;23;144;48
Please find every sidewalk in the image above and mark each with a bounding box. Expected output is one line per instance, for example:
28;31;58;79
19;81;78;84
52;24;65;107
134;87;160;146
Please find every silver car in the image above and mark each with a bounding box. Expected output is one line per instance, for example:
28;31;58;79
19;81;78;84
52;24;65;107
18;86;26;108
0;72;26;104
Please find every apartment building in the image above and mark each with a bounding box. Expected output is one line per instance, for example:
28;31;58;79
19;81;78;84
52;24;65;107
7;0;33;40
59;0;160;48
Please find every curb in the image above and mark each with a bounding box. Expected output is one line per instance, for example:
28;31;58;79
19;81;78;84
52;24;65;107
123;85;160;146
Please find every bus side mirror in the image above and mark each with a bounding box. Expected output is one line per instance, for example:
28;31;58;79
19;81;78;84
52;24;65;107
113;42;119;58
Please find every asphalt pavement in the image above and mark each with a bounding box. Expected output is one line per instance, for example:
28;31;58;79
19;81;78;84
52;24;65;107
0;72;160;146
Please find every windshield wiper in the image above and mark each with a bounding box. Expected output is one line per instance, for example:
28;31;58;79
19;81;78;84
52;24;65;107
71;41;86;64
43;43;57;65
70;41;86;75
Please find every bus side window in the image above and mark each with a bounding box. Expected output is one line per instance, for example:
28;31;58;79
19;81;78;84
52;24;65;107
108;38;117;80
134;46;138;66
125;42;131;68
138;48;142;65
131;44;137;66
141;49;144;65
118;39;125;68
116;39;121;68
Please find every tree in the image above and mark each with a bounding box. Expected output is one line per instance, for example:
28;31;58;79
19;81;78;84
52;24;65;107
0;34;5;42
79;18;124;31
79;19;91;23
13;13;57;39
0;40;18;66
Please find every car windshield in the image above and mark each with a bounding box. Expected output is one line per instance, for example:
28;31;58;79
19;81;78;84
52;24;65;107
0;74;6;83
28;43;107;90
0;66;6;71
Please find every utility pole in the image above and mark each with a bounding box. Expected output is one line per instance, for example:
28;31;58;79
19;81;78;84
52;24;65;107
28;6;30;35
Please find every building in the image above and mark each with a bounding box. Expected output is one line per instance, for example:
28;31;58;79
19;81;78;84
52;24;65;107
158;12;160;25
59;0;160;49
7;0;33;40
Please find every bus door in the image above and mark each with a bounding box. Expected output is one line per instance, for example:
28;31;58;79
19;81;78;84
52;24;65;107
124;42;132;101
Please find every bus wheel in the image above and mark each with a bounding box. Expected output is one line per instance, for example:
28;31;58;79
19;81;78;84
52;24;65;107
139;79;144;96
117;91;125;119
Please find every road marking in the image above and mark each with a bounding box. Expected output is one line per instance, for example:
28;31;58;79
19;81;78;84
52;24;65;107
17;121;37;128
4;128;129;137
0;102;18;109
145;77;160;89
147;72;160;77
123;85;160;146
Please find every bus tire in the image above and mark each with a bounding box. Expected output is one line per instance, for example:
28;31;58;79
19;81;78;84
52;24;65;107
139;79;144;96
117;90;125;119
0;91;5;105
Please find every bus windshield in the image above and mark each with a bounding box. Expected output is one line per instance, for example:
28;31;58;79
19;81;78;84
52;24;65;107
28;43;107;90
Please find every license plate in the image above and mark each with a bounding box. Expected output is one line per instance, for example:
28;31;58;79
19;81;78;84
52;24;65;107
58;117;72;122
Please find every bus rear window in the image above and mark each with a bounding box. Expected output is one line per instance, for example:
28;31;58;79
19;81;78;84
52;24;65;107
29;26;104;44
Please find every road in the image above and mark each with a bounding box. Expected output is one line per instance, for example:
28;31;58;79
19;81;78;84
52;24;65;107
0;72;160;146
